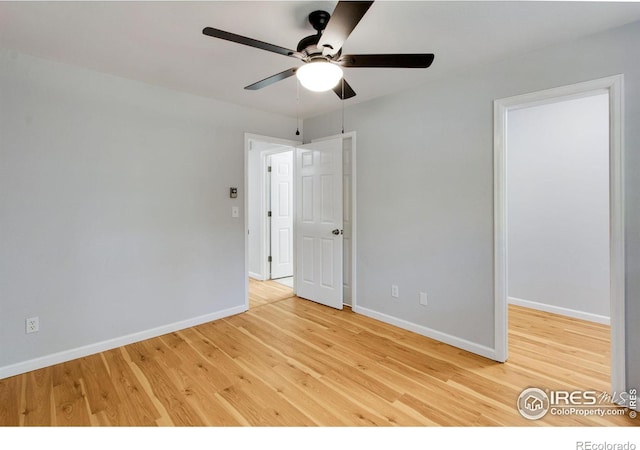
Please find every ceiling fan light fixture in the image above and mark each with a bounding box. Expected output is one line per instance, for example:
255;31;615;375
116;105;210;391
203;1;433;100
296;61;343;92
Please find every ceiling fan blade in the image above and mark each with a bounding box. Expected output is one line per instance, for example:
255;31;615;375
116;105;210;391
203;27;300;58
338;53;435;68
319;1;374;56
333;78;356;100
244;68;298;91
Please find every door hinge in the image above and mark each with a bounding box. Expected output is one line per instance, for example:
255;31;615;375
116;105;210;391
267;211;272;217
268;256;272;262
267;166;272;172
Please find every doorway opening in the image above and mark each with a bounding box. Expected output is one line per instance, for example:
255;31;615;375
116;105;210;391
244;133;357;312
246;136;298;310
493;75;625;395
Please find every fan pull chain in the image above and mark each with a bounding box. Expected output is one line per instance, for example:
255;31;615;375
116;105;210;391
341;78;345;134
295;79;301;136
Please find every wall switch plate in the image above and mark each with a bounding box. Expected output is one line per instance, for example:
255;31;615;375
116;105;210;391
391;285;399;298
419;292;428;306
232;206;239;218
26;317;39;334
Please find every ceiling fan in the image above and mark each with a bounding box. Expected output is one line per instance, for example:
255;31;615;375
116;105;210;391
202;1;435;100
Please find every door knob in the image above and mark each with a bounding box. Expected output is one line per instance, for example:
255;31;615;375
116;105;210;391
332;229;340;235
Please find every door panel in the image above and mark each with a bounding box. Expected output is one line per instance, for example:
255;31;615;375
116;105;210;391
321;238;334;287
269;151;294;279
295;139;343;309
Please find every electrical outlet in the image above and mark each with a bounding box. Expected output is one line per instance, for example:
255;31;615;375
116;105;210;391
420;292;428;306
391;284;399;298
26;317;39;334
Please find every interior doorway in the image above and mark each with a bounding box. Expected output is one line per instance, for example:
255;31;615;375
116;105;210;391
246;135;298;310
493;75;625;395
507;93;610;323
247;137;297;283
244;132;357;311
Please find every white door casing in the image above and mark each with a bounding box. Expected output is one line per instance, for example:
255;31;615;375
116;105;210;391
342;137;353;306
295;138;343;309
493;75;625;395
269;151;294;279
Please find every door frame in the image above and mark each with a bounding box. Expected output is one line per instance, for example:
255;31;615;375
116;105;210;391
493;75;625;394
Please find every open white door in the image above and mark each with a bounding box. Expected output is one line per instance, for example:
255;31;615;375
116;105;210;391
295;138;343;310
269;151;294;279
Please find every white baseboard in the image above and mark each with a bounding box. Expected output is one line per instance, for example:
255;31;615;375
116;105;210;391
508;296;610;325
248;271;266;281
352;305;498;361
0;304;247;380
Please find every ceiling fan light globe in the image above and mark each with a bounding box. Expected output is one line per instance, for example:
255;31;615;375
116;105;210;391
296;61;343;92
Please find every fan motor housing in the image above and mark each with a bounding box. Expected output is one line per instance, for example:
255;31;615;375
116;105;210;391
296;34;321;53
297;10;331;55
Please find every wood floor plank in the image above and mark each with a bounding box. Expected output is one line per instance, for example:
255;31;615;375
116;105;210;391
101;348;160;426
156;334;245;426
270;362;391;426
234;357;347;426
227;312;342;377
348;330;458;382
319;369;424;426
274;297;363;334
118;347;174;426
219;379;315;427
212;319;349;426
382;357;493;425
0;280;635;427
249;279;294;309
51;361;91;426
79;354;122;422
173;327;235;391
325;355;402;404
178;325;314;426
127;355;207;426
396;392;480;426
23;368;53;426
0;373;23;426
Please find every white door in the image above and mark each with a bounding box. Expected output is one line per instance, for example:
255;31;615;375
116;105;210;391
269;151;294;279
295;138;343;309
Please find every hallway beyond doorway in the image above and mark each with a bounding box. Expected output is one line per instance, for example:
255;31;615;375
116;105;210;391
249;278;294;309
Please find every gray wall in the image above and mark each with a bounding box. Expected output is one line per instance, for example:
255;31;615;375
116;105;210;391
508;94;610;320
304;21;640;390
0;49;296;373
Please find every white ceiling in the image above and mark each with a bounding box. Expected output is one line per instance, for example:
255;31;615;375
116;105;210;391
2;1;640;119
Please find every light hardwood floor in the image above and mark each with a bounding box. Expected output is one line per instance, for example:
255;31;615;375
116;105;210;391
0;279;635;426
249;278;295;309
